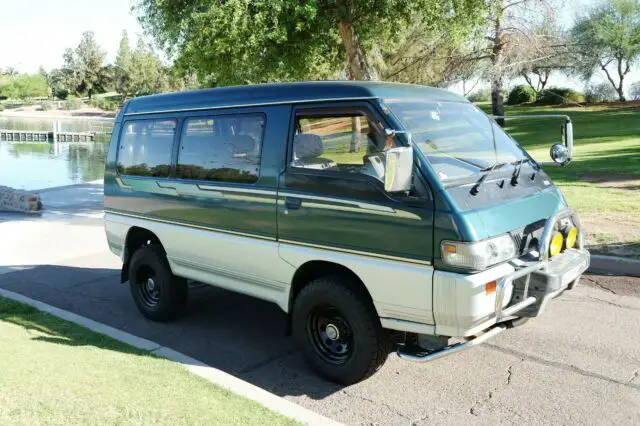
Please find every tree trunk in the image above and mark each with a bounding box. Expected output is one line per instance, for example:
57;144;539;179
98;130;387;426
350;116;362;153
491;1;505;126
491;75;505;126
337;20;378;81
616;57;627;101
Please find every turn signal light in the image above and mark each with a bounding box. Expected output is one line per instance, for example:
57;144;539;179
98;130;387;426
549;232;564;257
565;227;578;249
485;280;497;295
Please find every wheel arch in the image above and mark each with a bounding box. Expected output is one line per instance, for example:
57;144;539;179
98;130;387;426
121;226;165;283
286;260;379;334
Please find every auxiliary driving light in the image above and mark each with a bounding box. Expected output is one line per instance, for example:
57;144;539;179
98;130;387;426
565;226;578;249
549;232;564;257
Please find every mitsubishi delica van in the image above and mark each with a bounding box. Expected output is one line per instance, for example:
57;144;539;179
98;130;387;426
104;82;590;384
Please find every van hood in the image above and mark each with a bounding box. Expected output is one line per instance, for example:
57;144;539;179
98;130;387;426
454;187;567;241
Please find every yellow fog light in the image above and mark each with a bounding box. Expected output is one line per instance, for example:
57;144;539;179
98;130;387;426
549;232;564;257
565;227;578;249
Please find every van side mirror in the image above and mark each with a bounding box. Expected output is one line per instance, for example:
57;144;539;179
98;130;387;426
551;119;573;165
384;146;414;192
550;143;569;164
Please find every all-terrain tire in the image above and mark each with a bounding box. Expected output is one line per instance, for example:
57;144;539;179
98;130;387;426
292;275;390;384
128;245;187;322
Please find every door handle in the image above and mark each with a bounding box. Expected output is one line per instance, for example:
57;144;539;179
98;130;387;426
285;197;302;210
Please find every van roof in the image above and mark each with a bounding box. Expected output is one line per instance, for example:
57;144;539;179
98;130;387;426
122;81;467;116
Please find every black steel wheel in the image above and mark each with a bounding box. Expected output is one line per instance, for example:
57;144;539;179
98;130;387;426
136;267;161;308
293;275;390;385
307;306;353;365
128;245;187;322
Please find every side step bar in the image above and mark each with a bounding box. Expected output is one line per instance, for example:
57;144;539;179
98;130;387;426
397;325;507;363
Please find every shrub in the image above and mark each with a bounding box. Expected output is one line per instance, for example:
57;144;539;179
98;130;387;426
507;85;537;105
585;83;617;103
0;103;4;112
467;88;491;103
61;98;84;110
630;81;640;100
537;87;585;105
39;101;54;111
89;96;120;112
54;89;69;101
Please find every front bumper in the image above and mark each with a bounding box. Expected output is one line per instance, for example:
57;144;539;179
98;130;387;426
399;208;590;362
496;247;590;321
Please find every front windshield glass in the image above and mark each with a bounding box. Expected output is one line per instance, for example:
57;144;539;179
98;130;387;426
386;100;530;182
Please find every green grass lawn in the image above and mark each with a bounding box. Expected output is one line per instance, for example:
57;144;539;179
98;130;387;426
486;103;640;258
0;297;297;426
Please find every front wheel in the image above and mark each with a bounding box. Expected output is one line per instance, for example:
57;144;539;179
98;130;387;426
128;245;187;322
292;276;390;384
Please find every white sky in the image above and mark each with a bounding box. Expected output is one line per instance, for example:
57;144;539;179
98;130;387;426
0;0;143;72
0;0;637;93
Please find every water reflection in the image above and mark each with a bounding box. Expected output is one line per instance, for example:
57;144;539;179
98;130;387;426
0;116;112;189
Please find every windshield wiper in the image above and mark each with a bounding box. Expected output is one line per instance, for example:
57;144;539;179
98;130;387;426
510;157;537;186
470;162;509;195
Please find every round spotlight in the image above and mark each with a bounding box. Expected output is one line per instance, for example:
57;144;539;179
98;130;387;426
565;227;578;249
549;232;564;257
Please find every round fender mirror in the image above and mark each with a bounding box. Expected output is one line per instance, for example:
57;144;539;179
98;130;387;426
550;143;569;164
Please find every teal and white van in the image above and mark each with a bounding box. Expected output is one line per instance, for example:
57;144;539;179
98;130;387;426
104;82;590;384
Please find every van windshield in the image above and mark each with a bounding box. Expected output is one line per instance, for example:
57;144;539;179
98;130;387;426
386;100;530;183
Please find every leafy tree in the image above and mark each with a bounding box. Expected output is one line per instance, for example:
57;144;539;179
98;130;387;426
585;82;618;102
378;12;488;88
482;0;561;125
115;31;134;97
0;74;48;99
73;31;109;98
135;0;487;85
48;68;71;100
571;0;640;101
129;40;168;96
518;23;572;95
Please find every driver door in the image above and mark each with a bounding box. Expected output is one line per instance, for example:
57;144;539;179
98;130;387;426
276;102;433;264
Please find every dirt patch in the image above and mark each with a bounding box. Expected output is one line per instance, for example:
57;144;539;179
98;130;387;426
582;212;640;259
550;100;640;109
578;174;640;191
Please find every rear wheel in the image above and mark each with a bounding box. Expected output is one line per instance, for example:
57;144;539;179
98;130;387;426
293;276;390;384
129;245;187;322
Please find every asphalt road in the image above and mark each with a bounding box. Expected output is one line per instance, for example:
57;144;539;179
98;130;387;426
1;184;639;425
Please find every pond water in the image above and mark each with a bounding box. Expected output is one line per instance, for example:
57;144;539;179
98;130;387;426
0;117;113;190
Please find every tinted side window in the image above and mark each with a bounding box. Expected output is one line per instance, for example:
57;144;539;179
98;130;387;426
177;114;264;183
291;113;395;182
117;120;176;177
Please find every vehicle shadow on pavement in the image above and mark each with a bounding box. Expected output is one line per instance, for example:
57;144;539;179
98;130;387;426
0;264;346;399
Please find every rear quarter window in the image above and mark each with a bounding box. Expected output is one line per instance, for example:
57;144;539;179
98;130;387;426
117;119;176;177
176;114;265;183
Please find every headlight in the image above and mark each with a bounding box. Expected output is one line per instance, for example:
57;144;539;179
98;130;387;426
549;232;564;257
441;234;517;271
565;226;577;249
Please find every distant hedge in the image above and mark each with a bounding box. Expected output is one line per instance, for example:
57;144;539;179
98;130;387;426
537;87;585;105
61;98;84;110
89;96;121;112
467;88;491;102
507;85;536;105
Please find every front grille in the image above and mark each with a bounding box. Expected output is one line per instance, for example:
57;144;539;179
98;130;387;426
510;219;546;256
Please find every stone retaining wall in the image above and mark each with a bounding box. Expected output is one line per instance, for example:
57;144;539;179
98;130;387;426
0;186;42;212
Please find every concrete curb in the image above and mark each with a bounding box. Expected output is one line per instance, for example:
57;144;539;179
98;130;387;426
0;288;340;426
588;255;640;278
